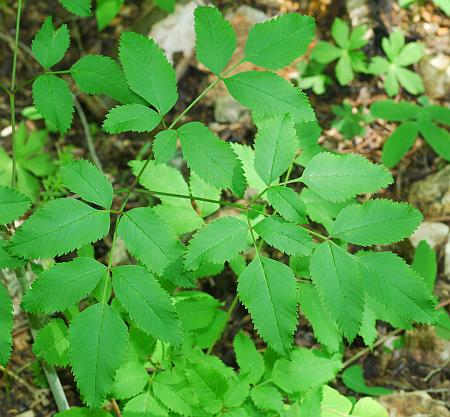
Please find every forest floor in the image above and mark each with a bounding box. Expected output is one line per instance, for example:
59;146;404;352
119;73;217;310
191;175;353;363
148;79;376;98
0;0;449;416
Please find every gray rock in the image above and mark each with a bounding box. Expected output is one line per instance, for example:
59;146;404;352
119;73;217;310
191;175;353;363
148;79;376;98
419;53;450;99
409;221;449;249
379;391;450;417
409;165;450;218
214;96;248;124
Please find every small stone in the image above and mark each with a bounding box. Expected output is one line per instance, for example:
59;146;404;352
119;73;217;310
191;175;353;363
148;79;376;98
379;391;450;417
445;240;450;278
409;221;449;249
419;53;450;99
409;165;450;218
214;96;248;124
17;412;35;417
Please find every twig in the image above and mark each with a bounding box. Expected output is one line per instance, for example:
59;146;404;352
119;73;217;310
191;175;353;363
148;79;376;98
0;364;37;396
111;398;123;417
343;328;403;368
74;96;103;172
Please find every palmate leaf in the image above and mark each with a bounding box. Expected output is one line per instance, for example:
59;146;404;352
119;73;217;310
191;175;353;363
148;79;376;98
370;99;421;121
224;71;315;123
245;13;315;70
112;265;182;345
61;160;113;208
33;319;69;366
32;17;70;69
9;199;110;259
301;152;393;202
272;348;342;393
0;282;13;366
69;303;128;408
358;251;436;324
254;216;314;257
381;121;419;168
331;199;423;246
194;6;236;75
310;241;364;340
254;114;297;185
0;185;31;224
184;216;248;270
22;257;106;314
299;283;341;353
103;104;161;133
233;332;265;384
238;256;297;355
59;0;92;16
32;75;74;134
266;186;307;224
118;207;184;275
419;119;450;162
71;55;144;104
412;240;437;290
177;122;245;194
119;31;177;115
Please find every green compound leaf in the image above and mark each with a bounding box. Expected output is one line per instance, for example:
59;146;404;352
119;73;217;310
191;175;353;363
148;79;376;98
61;159;113;208
184;216;248;270
331;199;423;246
233;331;265;384
371;99;421;121
238;256;297;356
32;75;74;134
272;347;342;393
33;318;69;367
59;0;92;16
250;384;283;412
71;54;144;104
22;257;106;314
178;122;245;193
194;6;236;75
153;370;199;417
299;283;342;353
342;365;393;396
253;216;314;257
153;129;178;164
189;172;221;218
69;303;128;408
118;207;184;275
301;152;393;202
9;199;110;259
112;361;148;400
310;241;363;341
112;265;182;346
185;361;228;414
55;408;113;417
0;282;13;366
267;186;307;224
32;17;70;69
0;185;31;224
358;251;436;325
224;71;315;123
119;31;177;115
245;13;315;70
0;241;24;269
382;121;419;168
254;114;297;185
103;104;161;133
123;391;168;417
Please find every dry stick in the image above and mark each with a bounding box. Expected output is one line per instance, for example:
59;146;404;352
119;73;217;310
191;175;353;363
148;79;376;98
110;398;123;417
0;364;37;396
